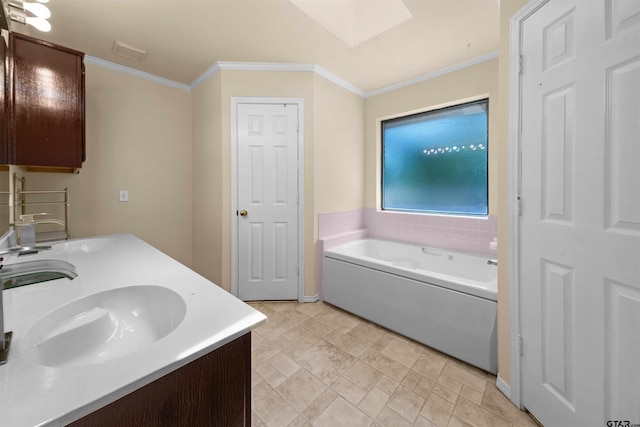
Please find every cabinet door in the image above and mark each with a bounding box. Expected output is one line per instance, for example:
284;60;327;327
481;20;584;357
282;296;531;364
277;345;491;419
9;33;84;168
1;37;6;161
69;333;252;427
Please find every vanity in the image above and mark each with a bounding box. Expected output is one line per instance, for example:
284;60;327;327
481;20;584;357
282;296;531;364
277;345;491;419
0;234;266;426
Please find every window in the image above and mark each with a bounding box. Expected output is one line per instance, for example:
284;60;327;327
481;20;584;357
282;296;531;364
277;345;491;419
382;99;489;216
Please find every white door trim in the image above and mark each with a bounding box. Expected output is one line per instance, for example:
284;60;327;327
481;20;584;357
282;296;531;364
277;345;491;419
231;96;305;302
507;0;549;410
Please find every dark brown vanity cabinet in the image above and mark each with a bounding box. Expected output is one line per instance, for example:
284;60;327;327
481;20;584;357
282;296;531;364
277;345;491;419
2;32;85;169
69;333;252;427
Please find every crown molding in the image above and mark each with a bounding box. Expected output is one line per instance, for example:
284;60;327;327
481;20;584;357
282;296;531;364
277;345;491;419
86;52;499;98
190;61;365;97
84;55;191;92
313;65;366;97
217;61;314;72
189;62;221;90
364;50;499;98
190;61;315;90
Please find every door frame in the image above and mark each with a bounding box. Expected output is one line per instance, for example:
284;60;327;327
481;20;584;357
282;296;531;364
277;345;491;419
230;97;305;302
507;0;549;410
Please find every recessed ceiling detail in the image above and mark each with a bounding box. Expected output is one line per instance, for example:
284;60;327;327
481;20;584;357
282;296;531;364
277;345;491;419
112;40;148;62
289;0;412;48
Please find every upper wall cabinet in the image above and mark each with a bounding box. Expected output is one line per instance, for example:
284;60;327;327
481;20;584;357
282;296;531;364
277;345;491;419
1;34;6;151
2;32;85;169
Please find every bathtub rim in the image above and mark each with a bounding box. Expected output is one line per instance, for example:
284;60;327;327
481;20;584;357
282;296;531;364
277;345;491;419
324;238;498;302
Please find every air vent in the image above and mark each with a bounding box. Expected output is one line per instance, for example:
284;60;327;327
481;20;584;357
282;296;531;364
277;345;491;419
111;41;148;62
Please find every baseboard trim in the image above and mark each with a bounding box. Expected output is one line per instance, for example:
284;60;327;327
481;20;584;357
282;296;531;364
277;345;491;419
496;374;512;401
302;294;319;303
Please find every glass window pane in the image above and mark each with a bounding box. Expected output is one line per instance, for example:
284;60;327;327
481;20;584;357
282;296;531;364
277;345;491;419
382;99;488;216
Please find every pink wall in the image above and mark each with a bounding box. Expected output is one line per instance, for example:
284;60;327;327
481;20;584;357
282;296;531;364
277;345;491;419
318;209;365;242
364;208;497;255
319;208;497;254
317;209;367;299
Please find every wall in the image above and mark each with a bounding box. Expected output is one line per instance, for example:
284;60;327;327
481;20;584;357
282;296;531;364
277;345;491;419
362;60;499;259
191;69;364;298
497;0;530;388
313;76;365;215
220;71;315;296
313;76;365;299
364;59;499;213
19;63;193;266
192;72;224;286
0;165;8;235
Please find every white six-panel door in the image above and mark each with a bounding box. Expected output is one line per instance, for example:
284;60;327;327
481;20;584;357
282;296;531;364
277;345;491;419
237;103;300;301
519;0;640;425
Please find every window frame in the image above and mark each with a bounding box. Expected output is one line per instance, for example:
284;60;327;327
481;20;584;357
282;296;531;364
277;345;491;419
380;98;490;217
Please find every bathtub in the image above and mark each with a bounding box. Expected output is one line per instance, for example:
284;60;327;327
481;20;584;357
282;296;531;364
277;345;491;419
324;238;497;374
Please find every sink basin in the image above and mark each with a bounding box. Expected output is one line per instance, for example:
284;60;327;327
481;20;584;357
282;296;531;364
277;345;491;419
22;285;187;368
51;238;118;254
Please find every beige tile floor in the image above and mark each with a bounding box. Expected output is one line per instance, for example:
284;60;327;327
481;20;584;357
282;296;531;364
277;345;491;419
248;301;539;427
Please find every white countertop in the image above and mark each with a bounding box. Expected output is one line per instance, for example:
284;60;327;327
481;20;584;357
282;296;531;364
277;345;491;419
0;234;266;427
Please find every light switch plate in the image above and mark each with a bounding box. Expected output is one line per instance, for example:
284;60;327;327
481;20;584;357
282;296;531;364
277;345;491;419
119;190;128;202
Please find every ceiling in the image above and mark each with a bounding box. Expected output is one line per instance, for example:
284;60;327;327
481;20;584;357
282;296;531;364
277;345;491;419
10;0;500;93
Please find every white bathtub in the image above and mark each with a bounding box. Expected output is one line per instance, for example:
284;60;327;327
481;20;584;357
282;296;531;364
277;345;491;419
324;238;498;374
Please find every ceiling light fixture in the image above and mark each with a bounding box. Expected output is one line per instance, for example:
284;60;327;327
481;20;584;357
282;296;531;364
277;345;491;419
9;0;49;18
3;0;51;32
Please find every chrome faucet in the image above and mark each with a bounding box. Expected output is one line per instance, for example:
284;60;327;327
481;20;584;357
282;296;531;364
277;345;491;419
0;259;78;365
8;214;61;254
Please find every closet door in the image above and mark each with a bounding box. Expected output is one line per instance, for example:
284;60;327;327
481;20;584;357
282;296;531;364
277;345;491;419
519;0;640;425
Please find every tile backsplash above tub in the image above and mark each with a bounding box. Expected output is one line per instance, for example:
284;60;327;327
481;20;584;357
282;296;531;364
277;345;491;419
364;208;497;255
319;208;497;256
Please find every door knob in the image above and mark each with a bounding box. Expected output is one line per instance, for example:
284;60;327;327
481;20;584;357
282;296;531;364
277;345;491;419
239;209;248;217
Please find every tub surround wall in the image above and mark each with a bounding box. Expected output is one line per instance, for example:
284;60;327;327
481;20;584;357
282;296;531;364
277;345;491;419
365;208;497;255
318;208;365;240
317;208;368;299
318;208;497;253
